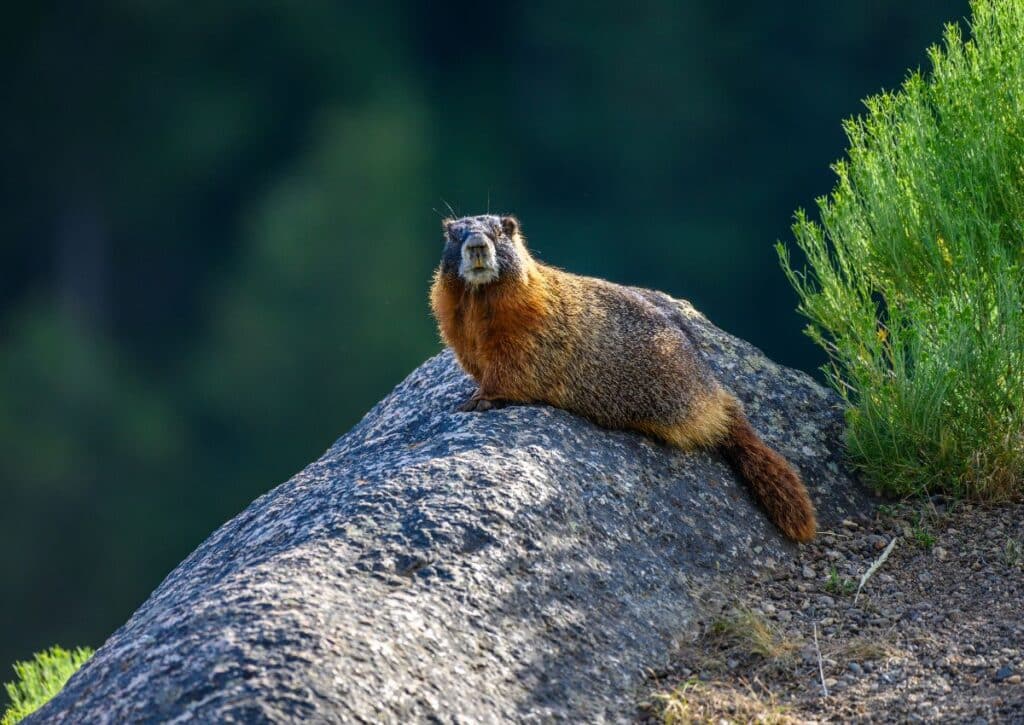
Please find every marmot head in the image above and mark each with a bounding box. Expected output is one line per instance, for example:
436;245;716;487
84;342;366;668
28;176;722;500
439;214;530;287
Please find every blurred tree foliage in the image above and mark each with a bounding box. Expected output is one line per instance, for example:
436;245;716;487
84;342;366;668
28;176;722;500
0;1;964;674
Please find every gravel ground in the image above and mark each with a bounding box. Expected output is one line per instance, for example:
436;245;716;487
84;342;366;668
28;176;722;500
644;500;1024;723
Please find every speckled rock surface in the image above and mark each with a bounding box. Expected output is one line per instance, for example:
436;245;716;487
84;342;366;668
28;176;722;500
33;294;873;723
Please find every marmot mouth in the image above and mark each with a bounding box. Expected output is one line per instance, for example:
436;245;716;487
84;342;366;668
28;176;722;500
461;266;499;284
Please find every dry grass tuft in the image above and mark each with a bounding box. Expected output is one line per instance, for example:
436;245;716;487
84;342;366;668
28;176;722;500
707;609;798;663
655;679;795;725
830;637;894;663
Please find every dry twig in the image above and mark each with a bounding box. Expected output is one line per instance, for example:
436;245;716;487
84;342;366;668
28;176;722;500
813;622;828;698
854;537;898;604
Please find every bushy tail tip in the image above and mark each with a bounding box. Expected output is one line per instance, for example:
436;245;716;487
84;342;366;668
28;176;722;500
720;407;817;542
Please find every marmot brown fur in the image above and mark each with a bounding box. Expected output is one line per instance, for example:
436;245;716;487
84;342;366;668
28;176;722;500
430;214;817;542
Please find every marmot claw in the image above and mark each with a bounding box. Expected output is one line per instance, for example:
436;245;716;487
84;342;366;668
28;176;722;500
458;396;508;412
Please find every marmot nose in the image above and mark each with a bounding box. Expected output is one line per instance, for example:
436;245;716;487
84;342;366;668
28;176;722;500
463;233;489;252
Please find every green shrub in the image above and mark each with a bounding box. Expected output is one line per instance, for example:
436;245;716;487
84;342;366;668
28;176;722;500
2;646;93;725
778;0;1024;499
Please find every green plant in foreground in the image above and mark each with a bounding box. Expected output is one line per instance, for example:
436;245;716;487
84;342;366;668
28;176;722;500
778;0;1024;500
825;566;856;596
911;522;937;550
2;646;93;725
1003;537;1023;567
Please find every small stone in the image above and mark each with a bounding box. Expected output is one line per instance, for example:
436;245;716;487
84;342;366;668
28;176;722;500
802;565;816;579
867;534;887;551
1006;674;1023;685
994;665;1015;681
933;546;948;561
841;518;859;530
848;662;863;675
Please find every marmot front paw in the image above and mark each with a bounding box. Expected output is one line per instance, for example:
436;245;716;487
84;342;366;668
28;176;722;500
458;395;509;412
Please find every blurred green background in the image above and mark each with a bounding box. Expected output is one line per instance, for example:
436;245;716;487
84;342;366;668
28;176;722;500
1;1;964;674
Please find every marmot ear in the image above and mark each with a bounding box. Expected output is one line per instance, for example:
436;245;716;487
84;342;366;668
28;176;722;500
441;218;454;237
501;215;521;238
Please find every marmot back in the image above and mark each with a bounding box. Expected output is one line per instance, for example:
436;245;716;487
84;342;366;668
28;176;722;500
430;214;816;542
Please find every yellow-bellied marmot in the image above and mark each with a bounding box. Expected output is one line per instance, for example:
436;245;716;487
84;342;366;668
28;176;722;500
430;214;816;542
